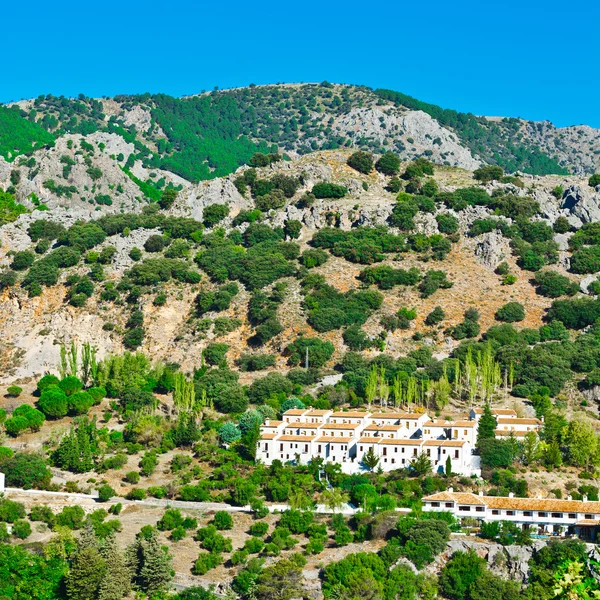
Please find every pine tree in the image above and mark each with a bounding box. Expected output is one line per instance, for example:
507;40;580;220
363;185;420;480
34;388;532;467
362;447;379;471
365;366;378;407
98;535;132;600
66;523;106;600
445;455;452;477
133;529;173;595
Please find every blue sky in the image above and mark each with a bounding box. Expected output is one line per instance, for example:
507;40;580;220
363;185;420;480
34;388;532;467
3;0;599;127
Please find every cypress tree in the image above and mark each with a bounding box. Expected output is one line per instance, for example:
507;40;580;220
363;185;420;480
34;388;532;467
133;528;173;595
477;404;497;447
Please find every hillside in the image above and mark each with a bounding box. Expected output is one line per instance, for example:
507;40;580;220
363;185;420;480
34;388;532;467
5;84;600;599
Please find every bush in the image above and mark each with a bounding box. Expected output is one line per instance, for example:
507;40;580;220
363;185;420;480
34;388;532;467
236;353;276;372
436;213;459;234
473;165;504;182
419;270;453;298
193;552;222;575
59;376;83;396
286;337;334;369
0;452;51;488
144;235;166;253
495;302;525;322
214;511;234;530
312;182;347;199
219;423;242;444
12;519;32;539
300;248;328;269
534;270;578;298
425;306;445;326
38;386;68;418
203;204;229;227
125;471;140;484
250;521;269;536
97;484;116;502
375;152;400;175
10;250;35;271
6;386;22;397
203;343;229;366
0;498;26;522
347;151;374;174
589;174;600;188
247;373;294;404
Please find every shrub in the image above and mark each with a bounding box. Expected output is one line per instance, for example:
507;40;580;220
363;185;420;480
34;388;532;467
312;182;347;199
375;152;401;175
473;165;504;182
144;235;165;253
236;353;276;372
38;386;68;418
589;174;600;188
250;521;269;536
496;302;525;322
203;343;229;366
0;498;26;522
10;250;35;271
193;552;222;575
347;151;374;174
97;484;116;502
126;488;147;500
214;511;234;530
419;270;453;298
425;306;445;326
6;386;22;397
203;204;229;227
286;337;334;369
247;373;294;404
125;471;140;484
12;519;32;539
436;213;459;234
300;248;328;268
534;270;578;298
59;376;83;396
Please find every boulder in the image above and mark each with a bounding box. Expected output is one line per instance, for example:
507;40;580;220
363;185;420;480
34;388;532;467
561;185;600;224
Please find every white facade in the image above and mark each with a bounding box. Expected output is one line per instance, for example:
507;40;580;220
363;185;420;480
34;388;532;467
423;490;600;537
256;409;487;476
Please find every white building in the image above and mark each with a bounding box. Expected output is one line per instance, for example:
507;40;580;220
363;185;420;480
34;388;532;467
256;408;484;475
422;489;600;539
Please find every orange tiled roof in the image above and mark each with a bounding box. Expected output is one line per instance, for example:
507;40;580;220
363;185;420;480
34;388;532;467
423;492;600;513
451;420;476;428
378;439;423;446
330;411;370;418
497;417;541;425
277;435;316;442
283;409;307;416
321;423;361;430
314;436;352;444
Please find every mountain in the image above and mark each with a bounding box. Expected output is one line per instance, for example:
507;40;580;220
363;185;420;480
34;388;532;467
4;83;600;189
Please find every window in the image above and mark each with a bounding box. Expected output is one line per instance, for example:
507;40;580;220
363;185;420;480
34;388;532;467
264;444;268;451
523;511;533;517
506;511;515;516
464;430;467;435
551;513;562;518
318;445;322;453
538;512;547;517
492;510;500;515
476;507;484;512
383;448;387;456
413;449;417;457
360;446;363;452
445;502;452;508
454;450;459;458
280;444;283;451
568;513;576;519
304;444;308;453
585;514;593;520
426;449;431;457
458;506;470;512
431;502;440;507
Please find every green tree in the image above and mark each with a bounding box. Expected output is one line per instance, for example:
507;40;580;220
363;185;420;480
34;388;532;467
129;528;173;596
473;165;504;183
477;404;497;446
347;151;374;174
496;302;525;322
411;452;432;476
439;550;486;600
255;557;303;600
98;535;132;600
159;188;179;209
564;419;598;468
375;152;401;175
65;524;106;599
362;447;380;471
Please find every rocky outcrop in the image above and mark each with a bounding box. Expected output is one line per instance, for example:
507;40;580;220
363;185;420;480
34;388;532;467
469;231;510;270
561;184;600;225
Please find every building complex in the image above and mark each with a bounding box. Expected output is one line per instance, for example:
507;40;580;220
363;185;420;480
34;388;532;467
257;407;542;476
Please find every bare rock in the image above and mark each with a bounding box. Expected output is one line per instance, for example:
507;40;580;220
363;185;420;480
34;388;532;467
561;184;600;224
471;231;510;270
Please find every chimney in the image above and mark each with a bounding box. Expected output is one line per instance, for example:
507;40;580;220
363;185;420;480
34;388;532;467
568;495;572;501
479;491;484;497
448;487;454;493
584;496;588;503
509;492;514;498
537;493;543;499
